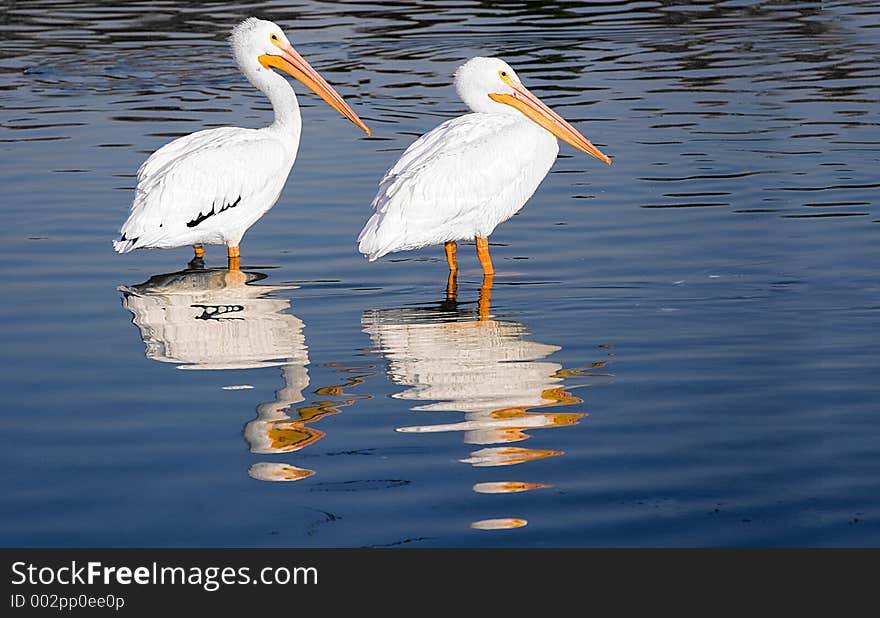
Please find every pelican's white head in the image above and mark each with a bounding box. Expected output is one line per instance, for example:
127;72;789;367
230;17;294;76
229;17;370;135
454;57;522;114
453;56;611;164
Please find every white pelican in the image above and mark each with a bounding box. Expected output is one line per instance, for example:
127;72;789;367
358;56;610;277
113;17;370;268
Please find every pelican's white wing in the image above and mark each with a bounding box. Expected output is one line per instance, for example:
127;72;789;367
114;127;293;252
358;113;558;260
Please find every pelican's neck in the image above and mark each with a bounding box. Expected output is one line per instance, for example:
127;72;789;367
244;62;302;139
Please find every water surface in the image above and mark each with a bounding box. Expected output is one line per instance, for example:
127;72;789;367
1;1;879;547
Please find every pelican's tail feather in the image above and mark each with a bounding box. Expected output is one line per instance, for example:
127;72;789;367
113;237;138;254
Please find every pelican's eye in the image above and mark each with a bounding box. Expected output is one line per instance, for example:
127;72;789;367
270;33;279;42
498;70;513;85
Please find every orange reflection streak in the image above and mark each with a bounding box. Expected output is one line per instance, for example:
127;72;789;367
248;463;315;482
460;446;564;467
553;354;616;379
246;365;376;479
396;383;587;445
314;372;371;397
471;518;527;530
473;481;551;494
263;422;326;453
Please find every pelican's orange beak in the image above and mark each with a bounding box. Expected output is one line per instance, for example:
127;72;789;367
489;82;609;164
259;43;371;136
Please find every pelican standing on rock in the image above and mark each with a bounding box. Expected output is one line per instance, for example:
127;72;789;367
358;56;610;292
114;17;370;269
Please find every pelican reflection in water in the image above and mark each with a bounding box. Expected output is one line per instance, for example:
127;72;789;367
363;282;612;530
119;267;366;481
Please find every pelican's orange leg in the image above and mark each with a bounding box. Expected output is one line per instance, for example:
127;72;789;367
475;236;494;276
445;241;458;300
445;241;458;273
193;244;205;259
227;244;240;271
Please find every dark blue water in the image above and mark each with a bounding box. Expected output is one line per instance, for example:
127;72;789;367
1;1;878;547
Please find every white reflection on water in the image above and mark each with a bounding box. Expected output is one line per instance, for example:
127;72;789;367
363;284;605;529
119;267;317;481
118;268;303;371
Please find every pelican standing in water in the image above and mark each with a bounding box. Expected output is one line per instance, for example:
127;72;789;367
358;57;610;294
113;18;370;269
